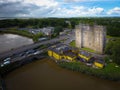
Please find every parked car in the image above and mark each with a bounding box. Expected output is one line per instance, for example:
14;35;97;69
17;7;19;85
26;50;35;54
1;60;10;67
3;57;11;62
33;51;42;55
38;37;48;42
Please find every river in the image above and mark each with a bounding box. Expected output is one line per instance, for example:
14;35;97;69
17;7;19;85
0;34;120;90
5;59;120;90
0;34;33;53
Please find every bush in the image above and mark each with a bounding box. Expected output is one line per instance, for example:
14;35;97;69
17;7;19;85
58;61;120;81
105;39;120;65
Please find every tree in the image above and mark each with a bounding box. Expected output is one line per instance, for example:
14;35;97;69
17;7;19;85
105;39;120;65
111;40;120;65
33;32;44;41
105;40;114;55
54;26;63;35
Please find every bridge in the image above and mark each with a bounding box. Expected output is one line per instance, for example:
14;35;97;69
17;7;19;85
0;35;70;60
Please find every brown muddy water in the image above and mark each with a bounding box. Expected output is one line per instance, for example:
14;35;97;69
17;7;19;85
5;59;120;90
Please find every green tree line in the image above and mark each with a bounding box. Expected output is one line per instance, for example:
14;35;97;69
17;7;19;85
105;38;120;65
0;17;120;37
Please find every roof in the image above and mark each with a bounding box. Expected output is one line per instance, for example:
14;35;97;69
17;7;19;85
79;51;91;57
48;44;71;55
95;59;105;64
64;52;76;58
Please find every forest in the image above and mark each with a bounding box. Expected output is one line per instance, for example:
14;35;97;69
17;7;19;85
0;17;120;37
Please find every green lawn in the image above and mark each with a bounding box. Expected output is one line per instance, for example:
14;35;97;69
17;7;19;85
107;35;120;38
107;35;113;39
81;47;96;53
70;40;76;47
70;40;97;53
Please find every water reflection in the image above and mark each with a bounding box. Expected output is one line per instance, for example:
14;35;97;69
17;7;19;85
5;59;120;90
0;34;33;53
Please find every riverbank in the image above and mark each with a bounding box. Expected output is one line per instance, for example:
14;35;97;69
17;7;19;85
4;58;120;90
0;55;46;90
0;54;46;77
0;57;120;90
57;61;120;81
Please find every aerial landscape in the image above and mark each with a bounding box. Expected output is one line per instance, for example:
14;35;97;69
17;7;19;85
0;0;120;90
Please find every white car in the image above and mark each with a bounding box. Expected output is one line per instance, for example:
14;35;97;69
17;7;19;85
1;57;11;67
3;57;11;62
1;60;10;67
33;51;42;55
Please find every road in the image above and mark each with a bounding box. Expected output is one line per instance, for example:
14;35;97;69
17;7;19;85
0;34;70;60
0;29;104;62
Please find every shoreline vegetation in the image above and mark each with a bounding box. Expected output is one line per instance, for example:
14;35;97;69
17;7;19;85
0;56;120;82
57;61;120;81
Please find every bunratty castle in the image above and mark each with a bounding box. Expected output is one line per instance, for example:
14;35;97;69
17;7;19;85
75;24;106;54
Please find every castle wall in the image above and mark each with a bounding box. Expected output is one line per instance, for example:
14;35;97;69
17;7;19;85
75;25;82;48
75;24;106;54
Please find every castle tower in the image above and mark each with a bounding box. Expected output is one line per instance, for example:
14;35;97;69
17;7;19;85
75;24;106;54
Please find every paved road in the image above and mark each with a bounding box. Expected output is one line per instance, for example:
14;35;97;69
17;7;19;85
0;35;70;60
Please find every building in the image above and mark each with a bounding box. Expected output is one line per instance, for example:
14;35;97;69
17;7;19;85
78;51;92;62
75;24;106;54
41;27;54;36
64;52;76;61
48;44;77;61
93;58;105;68
18;27;54;36
48;44;105;68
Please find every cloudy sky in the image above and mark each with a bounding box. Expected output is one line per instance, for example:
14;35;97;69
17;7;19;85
0;0;120;17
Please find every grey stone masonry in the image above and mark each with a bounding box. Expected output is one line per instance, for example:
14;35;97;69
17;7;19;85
75;24;106;54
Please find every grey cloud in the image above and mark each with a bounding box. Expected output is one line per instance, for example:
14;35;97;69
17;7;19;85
0;1;40;17
0;0;58;17
31;6;57;17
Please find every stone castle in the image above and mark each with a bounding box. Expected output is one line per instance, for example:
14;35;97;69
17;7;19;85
75;24;106;54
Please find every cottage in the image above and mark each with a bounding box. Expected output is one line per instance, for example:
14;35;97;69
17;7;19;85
78;51;92;62
64;52;76;61
94;59;105;68
48;44;75;61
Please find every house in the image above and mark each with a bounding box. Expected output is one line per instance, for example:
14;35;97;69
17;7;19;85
78;51;92;62
93;59;105;68
64;52;76;61
52;51;62;60
48;44;74;61
41;27;54;36
48;44;106;68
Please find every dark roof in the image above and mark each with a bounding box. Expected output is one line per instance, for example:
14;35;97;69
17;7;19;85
64;52;76;58
95;59;105;64
79;51;91;57
48;44;71;54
